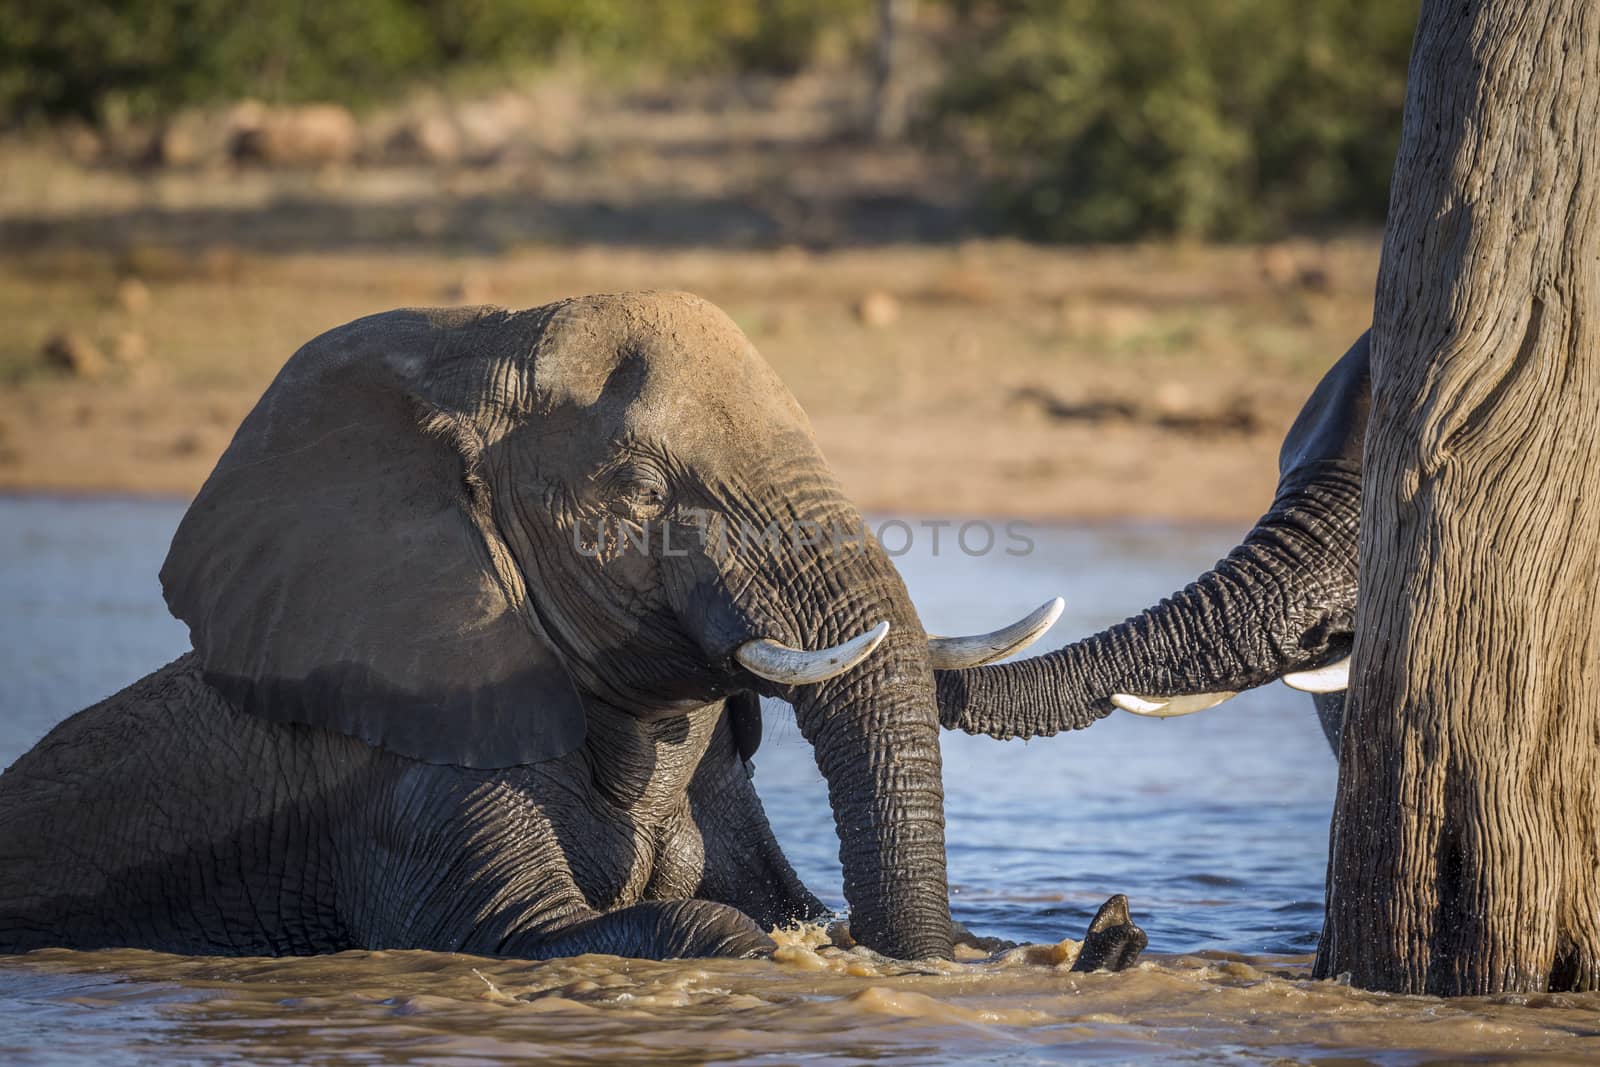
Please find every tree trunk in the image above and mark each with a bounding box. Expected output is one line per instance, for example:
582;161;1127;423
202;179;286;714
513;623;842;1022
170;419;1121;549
869;0;911;141
1316;0;1600;995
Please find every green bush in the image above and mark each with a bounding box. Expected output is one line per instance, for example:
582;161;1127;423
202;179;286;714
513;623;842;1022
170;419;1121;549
934;0;1420;240
0;0;873;123
421;0;868;74
0;0;437;120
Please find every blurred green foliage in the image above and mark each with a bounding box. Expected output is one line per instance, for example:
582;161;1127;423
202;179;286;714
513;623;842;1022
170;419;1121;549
0;0;1420;241
0;0;435;120
935;0;1419;239
0;0;871;122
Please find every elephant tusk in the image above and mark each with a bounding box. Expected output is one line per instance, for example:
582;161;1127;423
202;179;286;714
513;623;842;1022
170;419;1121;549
928;597;1065;669
735;621;891;686
1283;656;1352;693
1111;690;1237;718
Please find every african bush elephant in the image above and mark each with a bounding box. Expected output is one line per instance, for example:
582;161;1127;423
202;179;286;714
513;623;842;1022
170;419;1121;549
936;331;1371;753
0;292;1143;965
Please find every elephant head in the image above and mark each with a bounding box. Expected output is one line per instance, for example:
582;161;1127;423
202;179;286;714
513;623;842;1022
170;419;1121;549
937;330;1370;752
158;293;1056;960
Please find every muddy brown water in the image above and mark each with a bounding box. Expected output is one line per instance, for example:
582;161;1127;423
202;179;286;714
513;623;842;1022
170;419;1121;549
1;497;1596;1065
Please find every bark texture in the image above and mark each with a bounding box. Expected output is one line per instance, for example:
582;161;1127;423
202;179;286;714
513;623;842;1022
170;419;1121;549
1317;0;1600;995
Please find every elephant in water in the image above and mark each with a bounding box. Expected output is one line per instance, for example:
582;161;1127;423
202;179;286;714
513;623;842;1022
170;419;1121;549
935;331;1370;752
0;292;1145;966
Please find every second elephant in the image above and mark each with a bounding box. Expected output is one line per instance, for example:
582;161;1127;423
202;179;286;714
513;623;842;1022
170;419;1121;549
935;331;1371;752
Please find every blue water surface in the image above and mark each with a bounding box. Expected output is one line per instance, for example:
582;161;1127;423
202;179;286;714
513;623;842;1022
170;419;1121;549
0;496;1335;956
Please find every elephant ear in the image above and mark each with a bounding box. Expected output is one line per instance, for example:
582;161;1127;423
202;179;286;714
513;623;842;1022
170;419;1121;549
1278;329;1372;482
160;306;586;769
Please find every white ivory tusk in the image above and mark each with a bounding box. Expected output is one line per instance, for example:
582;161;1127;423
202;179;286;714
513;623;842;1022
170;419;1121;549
928;597;1066;669
1111;690;1238;718
734;621;891;686
1282;656;1352;693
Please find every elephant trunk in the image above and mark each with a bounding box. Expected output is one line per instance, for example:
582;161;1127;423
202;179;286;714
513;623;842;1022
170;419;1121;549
794;615;952;961
939;469;1360;739
704;470;951;959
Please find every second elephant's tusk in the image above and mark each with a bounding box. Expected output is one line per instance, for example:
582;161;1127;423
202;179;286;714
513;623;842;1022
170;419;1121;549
1112;691;1237;718
1283;656;1352;693
735;622;891;686
928;597;1065;669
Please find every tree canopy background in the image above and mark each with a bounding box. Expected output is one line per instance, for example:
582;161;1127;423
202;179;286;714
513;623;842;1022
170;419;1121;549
0;0;1420;241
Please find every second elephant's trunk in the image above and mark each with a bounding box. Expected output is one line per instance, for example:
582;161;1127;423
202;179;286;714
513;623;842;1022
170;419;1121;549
938;470;1361;739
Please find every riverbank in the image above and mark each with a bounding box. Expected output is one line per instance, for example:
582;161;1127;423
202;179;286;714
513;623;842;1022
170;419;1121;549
0;238;1375;521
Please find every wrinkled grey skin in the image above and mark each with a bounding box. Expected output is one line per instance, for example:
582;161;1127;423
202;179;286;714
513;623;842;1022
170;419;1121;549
0;293;960;962
938;331;1370;753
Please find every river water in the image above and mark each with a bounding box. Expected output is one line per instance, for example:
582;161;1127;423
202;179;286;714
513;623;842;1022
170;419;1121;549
0;495;1594;1065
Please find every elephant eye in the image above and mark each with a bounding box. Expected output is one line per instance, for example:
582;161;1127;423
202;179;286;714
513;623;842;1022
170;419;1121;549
609;462;671;516
629;482;667;509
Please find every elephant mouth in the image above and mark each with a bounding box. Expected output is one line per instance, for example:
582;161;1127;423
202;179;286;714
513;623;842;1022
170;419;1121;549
1112;633;1355;718
1281;637;1353;694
